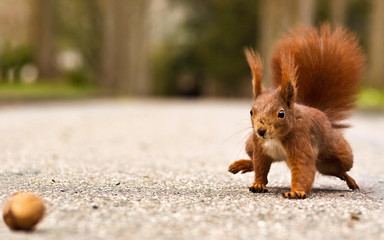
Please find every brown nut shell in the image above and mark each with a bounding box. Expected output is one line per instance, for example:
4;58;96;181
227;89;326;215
3;192;45;231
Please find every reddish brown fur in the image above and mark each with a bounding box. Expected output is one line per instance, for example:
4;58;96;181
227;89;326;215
228;24;364;199
271;24;364;128
244;48;263;98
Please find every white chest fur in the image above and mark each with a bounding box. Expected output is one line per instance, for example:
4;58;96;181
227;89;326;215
263;139;286;162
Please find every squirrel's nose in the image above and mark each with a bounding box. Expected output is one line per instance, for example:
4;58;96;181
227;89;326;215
257;129;266;137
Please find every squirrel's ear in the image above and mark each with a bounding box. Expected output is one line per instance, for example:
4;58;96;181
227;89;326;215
279;52;297;108
244;48;263;99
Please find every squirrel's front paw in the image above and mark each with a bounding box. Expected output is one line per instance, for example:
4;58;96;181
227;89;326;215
249;183;268;193
228;160;253;174
283;191;307;199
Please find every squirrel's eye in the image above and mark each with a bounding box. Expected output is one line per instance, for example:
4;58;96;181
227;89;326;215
250;109;253;116
278;110;285;118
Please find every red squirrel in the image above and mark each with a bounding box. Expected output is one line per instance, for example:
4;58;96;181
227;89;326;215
228;24;364;199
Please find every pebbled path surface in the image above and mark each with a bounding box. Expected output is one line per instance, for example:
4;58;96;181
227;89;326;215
0;99;383;240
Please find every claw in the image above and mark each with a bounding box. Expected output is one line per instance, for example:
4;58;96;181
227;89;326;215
283;191;307;199
249;184;268;193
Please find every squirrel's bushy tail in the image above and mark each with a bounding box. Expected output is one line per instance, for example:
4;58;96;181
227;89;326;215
271;24;364;128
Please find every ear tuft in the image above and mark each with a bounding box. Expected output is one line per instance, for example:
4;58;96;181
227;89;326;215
279;52;297;108
244;48;263;98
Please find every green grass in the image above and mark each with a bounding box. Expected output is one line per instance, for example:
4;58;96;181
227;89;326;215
0;83;98;101
0;83;383;110
358;87;384;110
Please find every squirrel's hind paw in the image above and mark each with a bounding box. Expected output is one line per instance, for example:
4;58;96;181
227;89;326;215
249;183;268;193
283;191;307;199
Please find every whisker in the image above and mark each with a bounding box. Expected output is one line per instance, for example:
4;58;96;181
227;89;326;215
221;125;252;145
224;127;254;165
230;131;253;162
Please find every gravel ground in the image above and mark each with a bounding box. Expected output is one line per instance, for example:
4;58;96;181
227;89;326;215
0;99;383;240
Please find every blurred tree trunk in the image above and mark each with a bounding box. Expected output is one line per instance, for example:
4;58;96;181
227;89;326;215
298;0;315;25
330;0;347;26
101;0;150;95
128;0;150;95
368;0;384;87
30;0;56;79
259;0;315;85
100;0;125;92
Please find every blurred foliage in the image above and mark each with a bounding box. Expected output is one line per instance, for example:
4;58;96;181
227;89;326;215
152;44;203;96
0;43;33;82
65;69;92;87
315;0;371;50
0;0;383;104
152;0;380;98
56;0;102;86
345;0;371;50
154;0;259;97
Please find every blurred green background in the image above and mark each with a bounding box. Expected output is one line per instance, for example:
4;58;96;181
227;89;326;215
0;0;383;107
